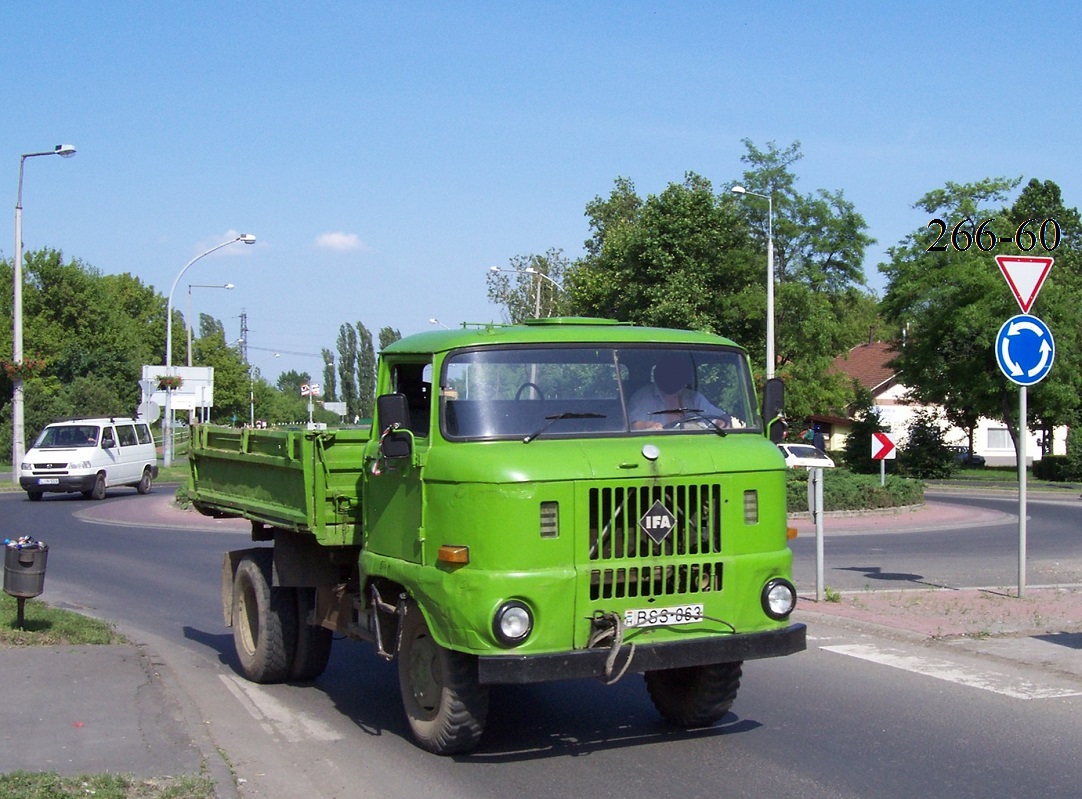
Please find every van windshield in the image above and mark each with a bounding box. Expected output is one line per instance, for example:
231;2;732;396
34;425;100;448
440;345;761;441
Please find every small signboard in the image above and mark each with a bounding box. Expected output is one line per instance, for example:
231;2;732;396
871;432;896;460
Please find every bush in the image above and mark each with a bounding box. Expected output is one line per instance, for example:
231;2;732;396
786;467;923;514
1033;455;1076;482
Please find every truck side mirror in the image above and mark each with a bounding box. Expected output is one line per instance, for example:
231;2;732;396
376;393;413;459
762;378;786;444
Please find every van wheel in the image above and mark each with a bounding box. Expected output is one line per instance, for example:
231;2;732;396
231;550;297;683
136;467;153;494
397;599;489;754
85;473;107;501
27;491;43;502
290;587;333;681
645;661;742;727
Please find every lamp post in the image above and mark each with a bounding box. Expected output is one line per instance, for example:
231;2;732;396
187;282;234;366
731;185;775;379
489;265;563;318
164;234;255;466
11;144;76;482
428;318;450;329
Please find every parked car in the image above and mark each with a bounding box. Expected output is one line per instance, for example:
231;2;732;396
950;445;986;467
777;443;835;469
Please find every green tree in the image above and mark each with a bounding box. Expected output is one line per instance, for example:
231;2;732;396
337;323;359;421
879;177;1082;456
898;407;955;479
487;249;570;322
357;323;376;419
378;326;402;350
842;386;891;474
321;348;337;401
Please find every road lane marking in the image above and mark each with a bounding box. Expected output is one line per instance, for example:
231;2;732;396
220;674;342;742
822;644;1082;699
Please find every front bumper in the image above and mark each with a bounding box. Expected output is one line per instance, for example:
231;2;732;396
477;622;806;685
20;474;97;493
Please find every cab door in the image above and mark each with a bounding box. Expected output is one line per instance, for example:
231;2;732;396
363;362;432;565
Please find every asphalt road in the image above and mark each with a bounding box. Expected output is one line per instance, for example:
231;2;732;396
5;488;1082;798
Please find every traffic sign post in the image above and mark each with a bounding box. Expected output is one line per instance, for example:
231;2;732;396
995;256;1054;599
871;431;896;486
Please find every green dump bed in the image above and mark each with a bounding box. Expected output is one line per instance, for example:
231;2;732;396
188;424;370;546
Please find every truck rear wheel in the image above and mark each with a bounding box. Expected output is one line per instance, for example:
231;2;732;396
231;550;297;683
290;587;333;681
397;600;489;754
645;661;742;727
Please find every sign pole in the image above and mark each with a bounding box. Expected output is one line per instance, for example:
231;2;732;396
1018;386;1027;598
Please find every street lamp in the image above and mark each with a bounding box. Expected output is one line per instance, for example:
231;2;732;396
489;265;563;318
187;282;234;367
428;318;450;329
12;144;76;483
164;233;255;466
731;185;775;379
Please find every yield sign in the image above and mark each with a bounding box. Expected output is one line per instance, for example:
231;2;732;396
996;255;1053;313
871;432;896;460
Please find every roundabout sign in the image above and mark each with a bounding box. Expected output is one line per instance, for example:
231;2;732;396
996;313;1054;386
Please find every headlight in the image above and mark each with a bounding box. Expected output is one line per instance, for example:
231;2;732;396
70;460;92;470
761;578;797;620
19;462;30;471
492;601;533;646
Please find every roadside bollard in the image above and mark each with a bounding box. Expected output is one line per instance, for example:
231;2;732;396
3;537;49;630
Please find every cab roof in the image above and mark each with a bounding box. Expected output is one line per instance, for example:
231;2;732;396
382;318;744;357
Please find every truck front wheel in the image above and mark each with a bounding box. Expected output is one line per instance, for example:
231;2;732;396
645;661;742;727
232;551;297;683
397;600;489;755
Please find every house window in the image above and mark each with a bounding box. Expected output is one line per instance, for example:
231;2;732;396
987;427;1012;450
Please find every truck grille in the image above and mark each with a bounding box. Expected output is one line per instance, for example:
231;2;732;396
586;483;724;601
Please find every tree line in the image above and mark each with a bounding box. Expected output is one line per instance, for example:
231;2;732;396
2;138;1078;462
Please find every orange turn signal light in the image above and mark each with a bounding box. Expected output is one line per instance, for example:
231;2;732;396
786;526;798;540
438;545;470;565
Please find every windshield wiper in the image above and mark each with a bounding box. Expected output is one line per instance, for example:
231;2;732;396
523;412;606;444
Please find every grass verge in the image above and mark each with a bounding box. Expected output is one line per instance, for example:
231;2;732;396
0;594;122;646
0;771;215;799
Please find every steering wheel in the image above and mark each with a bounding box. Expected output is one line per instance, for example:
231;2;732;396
515;382;544;400
664;416;727;431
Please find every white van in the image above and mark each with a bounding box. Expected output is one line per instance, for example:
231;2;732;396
19;417;160;501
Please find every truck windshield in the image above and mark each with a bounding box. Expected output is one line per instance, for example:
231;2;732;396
440;345;760;441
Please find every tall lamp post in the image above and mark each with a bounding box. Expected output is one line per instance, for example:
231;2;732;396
187;282;234;366
164;234;255;466
12;144;77;483
731;185;775;379
489;265;563;318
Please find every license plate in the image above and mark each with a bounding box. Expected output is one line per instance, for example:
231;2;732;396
623;603;704;628
37;478;59;485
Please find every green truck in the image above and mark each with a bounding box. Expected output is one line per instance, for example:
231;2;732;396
188;318;805;754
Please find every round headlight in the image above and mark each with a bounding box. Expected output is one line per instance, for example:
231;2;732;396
493;601;533;646
761;578;797;620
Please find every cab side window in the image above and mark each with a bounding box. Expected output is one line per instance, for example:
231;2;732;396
391;362;433;437
117;424;138;447
136;424;152;445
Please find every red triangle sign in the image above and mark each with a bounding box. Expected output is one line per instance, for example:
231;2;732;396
996;255;1053;313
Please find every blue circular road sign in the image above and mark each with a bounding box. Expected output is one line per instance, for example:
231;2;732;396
996;314;1054;386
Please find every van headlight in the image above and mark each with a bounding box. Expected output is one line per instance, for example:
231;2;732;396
70;460;92;469
492;601;533;646
761;578;797;620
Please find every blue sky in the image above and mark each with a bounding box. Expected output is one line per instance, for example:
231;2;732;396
4;2;1080;383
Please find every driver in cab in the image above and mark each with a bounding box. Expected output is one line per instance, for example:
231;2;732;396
629;354;731;431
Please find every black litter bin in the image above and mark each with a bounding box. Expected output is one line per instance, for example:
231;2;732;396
4;543;48;599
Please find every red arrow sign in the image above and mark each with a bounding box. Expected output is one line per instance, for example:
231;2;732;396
996;255;1053;313
871;432;896;460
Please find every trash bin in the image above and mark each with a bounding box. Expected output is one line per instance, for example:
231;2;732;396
4;542;48;599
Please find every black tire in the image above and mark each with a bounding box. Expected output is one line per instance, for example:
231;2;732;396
136;467;153;495
231;550;297;683
645;661;742;727
290;587;333;681
397;599;489;754
27;491;43;502
85;473;107;501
